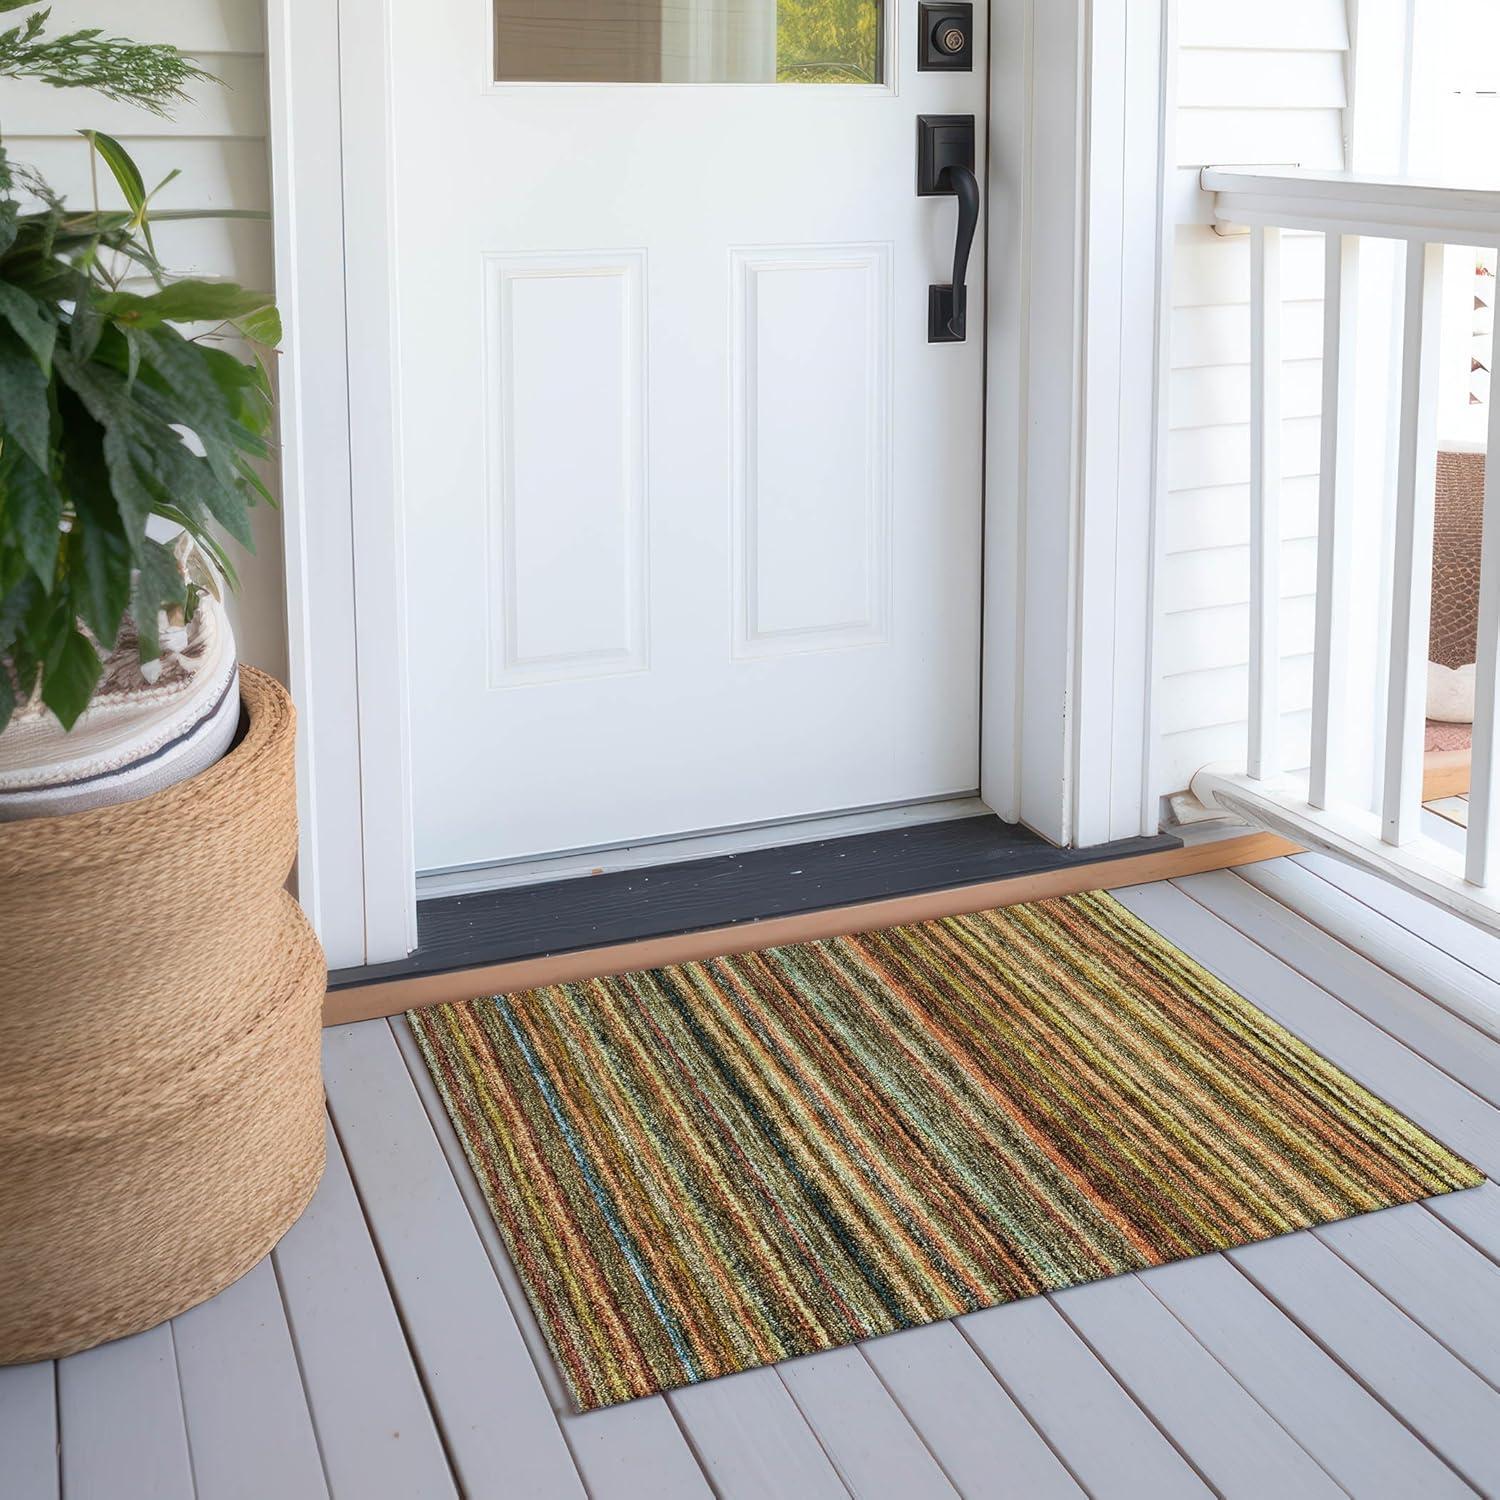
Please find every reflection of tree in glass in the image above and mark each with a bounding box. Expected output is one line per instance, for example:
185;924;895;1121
777;0;880;84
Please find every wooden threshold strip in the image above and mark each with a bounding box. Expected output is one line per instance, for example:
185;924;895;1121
324;831;1302;1026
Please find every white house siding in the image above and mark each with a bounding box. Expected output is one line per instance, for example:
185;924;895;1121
1156;0;1350;797
3;0;285;681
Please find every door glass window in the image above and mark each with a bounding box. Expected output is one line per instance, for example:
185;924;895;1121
493;1;884;85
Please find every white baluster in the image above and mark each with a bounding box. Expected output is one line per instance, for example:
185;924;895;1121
1248;225;1282;780
1466;285;1500;886
1383;241;1445;845
1310;233;1360;810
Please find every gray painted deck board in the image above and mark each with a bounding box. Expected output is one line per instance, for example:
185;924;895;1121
776;1346;960;1498
668;1367;852;1497
1296;850;1500;997
1427;1178;1500;1260
857;1321;1085;1499
1139;1248;1472;1497
959;1294;1211;1498
1233;858;1500;1044
21;858;1500;1499
272;1118;456;1499
1316;1202;1500;1388
1183;866;1500;1103
1048;1271;1342;1497
57;1323;194;1500
0;1360;58;1500
321;1023;585;1500
171;1255;328;1499
550;1399;714;1500
1232;1226;1500;1493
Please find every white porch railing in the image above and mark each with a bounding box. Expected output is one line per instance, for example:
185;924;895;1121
1190;168;1500;933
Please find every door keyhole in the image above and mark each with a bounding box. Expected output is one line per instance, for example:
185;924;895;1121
917;4;974;71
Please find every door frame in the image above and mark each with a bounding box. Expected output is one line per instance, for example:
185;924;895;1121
267;0;1173;968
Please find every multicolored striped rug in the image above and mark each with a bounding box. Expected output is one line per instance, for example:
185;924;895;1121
409;890;1481;1410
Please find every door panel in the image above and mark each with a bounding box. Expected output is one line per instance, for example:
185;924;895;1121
484;253;648;685
395;0;987;871
731;245;891;655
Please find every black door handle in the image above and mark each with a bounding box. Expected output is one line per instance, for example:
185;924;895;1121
916;115;978;343
941;163;979;340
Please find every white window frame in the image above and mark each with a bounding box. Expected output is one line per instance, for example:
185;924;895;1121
267;0;1172;967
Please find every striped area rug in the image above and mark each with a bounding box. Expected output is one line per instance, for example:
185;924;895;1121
409;890;1481;1410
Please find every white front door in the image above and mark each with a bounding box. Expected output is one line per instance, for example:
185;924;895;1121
392;1;989;872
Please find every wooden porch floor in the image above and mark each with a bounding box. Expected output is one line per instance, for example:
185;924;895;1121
5;852;1500;1499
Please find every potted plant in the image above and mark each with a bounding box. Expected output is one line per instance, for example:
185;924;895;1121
0;5;325;1364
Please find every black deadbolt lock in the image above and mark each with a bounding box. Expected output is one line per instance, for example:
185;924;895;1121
918;2;973;71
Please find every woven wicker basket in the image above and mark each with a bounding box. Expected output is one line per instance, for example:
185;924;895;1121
0;668;326;1364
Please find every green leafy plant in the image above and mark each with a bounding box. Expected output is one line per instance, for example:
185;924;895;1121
0;1;208;113
0;6;278;732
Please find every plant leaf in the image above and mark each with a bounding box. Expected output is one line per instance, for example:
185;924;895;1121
234;303;281;346
151;500;238;589
0;283;56;371
82;130;147;220
69;514;132;645
133;328;257;538
0;326;52;471
52;352;153;545
121;324;142;389
0;447;64;582
96;279;278;331
0;569;41;643
56;389;133;644
147;167;181;202
69;294;104;363
40;623;101;730
138;324;230;437
0;661;13;735
198;344;272;436
109;383;255;550
102;425;156;543
233;452;276;509
131;533;187;662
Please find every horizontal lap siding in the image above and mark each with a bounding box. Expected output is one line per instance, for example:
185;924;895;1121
3;2;286;681
1159;0;1350;796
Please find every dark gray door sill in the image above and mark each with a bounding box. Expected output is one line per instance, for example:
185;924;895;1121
328;816;1179;990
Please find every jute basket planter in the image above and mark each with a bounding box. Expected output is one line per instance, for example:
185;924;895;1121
0;668;326;1364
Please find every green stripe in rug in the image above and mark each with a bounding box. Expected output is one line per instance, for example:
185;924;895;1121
408;889;1481;1411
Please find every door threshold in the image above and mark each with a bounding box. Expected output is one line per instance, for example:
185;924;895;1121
328;814;1185;1000
325;831;1307;1027
417;795;991;898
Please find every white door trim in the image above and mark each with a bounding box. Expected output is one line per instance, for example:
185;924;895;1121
983;0;1171;846
267;0;416;968
269;0;1171;966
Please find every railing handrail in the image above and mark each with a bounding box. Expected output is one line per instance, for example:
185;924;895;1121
1201;167;1500;242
